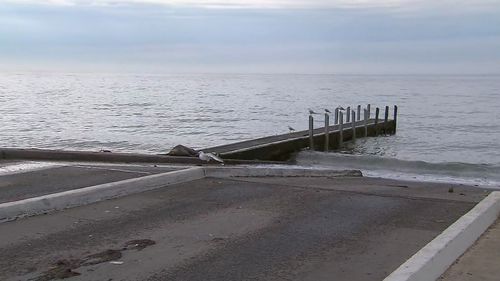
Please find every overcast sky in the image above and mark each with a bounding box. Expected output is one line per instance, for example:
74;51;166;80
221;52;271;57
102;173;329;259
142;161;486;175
1;0;500;74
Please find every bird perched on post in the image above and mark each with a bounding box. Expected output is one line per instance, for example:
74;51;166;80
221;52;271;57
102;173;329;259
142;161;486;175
308;109;319;115
337;106;346;111
288;126;296;133
198;151;224;163
325;109;331;114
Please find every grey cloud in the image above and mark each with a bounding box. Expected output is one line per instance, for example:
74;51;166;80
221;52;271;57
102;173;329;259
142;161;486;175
1;1;499;74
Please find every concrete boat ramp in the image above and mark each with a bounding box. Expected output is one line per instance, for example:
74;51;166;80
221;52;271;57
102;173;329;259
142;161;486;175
1;160;498;281
0;161;181;204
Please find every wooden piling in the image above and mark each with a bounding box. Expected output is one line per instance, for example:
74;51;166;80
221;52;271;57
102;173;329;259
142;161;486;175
357;105;361;121
384;106;389;134
364;109;368;137
393;105;398;134
339;112;344;147
324;113;330;151
334;108;339;124
367;104;371;118
351;111;356;141
346;106;351;123
375;107;380;136
309;115;314;150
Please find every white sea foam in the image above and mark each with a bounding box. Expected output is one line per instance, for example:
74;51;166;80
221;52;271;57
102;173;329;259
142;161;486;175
295;151;500;188
0;162;62;176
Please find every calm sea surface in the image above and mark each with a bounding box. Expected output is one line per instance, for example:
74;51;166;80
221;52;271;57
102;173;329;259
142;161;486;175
1;73;500;186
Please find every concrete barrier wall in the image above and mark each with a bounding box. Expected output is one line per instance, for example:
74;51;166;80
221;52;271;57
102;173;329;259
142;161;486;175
384;191;500;281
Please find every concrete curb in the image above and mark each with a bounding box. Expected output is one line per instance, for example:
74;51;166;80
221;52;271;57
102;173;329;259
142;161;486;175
0;167;205;223
383;191;500;281
0;165;361;223
204;166;363;178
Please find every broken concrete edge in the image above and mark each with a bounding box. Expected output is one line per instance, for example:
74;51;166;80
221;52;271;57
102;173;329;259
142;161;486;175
205;166;363;178
383;191;500;281
0;166;362;223
0;167;206;223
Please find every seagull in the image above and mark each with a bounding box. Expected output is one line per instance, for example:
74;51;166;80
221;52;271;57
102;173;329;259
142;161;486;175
198;151;224;163
308;109;319;115
288;126;296;133
336;106;346;111
325;109;331;113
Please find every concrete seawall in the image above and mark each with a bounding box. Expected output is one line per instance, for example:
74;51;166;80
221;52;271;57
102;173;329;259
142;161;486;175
0;148;283;165
1;119;395;163
208;120;395;161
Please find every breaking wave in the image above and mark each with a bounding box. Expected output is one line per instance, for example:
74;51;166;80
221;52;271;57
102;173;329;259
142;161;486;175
295;151;500;188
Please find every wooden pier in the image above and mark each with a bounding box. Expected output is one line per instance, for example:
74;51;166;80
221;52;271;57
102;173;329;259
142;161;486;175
204;105;398;161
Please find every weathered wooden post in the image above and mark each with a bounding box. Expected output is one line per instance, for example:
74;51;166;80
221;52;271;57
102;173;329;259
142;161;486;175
309;115;314;150
324;113;330;151
351;111;356;141
367;104;371;118
393;105;398;134
384;105;389;134
346;106;351;123
364;109;368;137
334;108;339;124
357;105;361;121
375;107;380;136
339;112;344;147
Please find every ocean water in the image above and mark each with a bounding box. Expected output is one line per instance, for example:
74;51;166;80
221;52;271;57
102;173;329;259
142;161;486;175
1;73;500;186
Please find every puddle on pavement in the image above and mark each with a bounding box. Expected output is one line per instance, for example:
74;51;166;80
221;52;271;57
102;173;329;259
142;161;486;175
33;238;156;280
